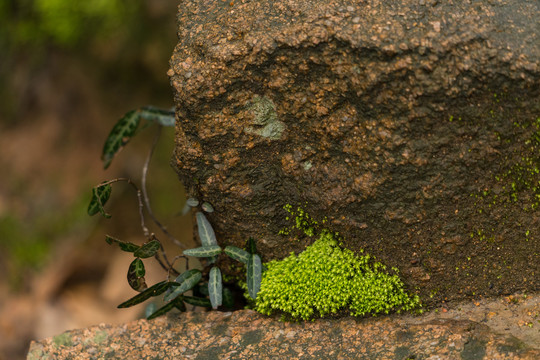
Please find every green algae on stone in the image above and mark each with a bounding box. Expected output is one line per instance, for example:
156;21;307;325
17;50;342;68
93;330;108;344
53;332;73;347
255;229;420;320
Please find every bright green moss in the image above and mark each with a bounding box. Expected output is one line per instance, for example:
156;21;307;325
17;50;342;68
278;204;323;237
255;229;420;320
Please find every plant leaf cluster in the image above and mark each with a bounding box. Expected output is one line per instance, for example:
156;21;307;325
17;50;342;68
179;200;263;310
87;107;263;319
101;106;175;169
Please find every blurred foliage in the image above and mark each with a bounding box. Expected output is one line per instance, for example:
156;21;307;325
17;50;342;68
0;0;181;288
0;0;177;123
0;194;92;289
0;0;139;48
0;215;50;284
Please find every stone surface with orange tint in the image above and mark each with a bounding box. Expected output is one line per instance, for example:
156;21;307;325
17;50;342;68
27;308;540;360
169;0;539;305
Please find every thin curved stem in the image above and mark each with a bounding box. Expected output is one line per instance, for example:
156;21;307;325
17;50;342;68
96;178;149;237
141;125;188;249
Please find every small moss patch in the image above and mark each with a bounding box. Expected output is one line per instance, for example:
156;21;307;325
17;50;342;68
255;229;420;320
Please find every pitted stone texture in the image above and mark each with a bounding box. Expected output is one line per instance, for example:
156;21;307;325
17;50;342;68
170;0;539;305
27;309;540;360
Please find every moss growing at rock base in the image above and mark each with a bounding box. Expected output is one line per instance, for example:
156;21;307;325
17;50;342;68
254;229;420;320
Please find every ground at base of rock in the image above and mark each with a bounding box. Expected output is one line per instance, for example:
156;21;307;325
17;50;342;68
28;292;540;360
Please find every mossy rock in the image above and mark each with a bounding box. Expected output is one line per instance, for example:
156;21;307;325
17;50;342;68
255;230;420;320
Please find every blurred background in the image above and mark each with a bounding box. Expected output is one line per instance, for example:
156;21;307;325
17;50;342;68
0;1;194;359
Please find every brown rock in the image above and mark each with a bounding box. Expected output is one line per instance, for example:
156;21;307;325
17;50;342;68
27;309;540;359
169;0;539;305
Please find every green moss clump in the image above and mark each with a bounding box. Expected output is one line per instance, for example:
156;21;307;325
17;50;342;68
254;230;420;320
279;204;321;237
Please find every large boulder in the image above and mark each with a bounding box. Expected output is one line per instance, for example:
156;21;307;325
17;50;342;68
169;0;539;305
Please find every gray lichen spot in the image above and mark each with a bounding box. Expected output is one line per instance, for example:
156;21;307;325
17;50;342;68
303;161;313;170
27;344;50;360
245;95;285;140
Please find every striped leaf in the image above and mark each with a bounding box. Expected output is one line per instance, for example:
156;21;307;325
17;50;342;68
118;281;178;308
208;267;222;309
133;240;161;259
174;269;202;285
164;269;202;302
222;287;234;309
139;106;175;127
195;282;209;297
183;245;222;258
146;301;176;320
246;237;258;254
174;297;187;312
183;296;212;308
247;254;262;299
196;212;217;246
101;110;140;169
105;235;140;253
224;246;250;264
87;183;112;218
127;258;147;291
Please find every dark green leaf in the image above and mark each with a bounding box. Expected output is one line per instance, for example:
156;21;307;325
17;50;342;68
88;184;112;217
118;281;178;308
196;212;217;246
102;110;141;169
224;246;250;264
195;282;209;297
222;287;234;309
246;237;257;255
146;301;176;320
105;235;140;252
247;254;262;299
127;258;147;291
183;296;211;308
163;269;202;302
183;245;222;258
139;106;175;127
174;269;202;285
209;266;222;309
133;240;161;259
174;297;187;312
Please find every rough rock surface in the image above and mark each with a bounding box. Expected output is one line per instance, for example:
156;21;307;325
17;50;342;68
27;306;540;360
169;0;539;305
